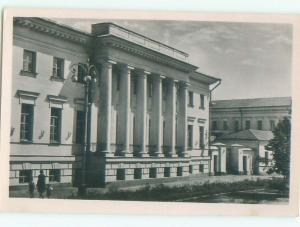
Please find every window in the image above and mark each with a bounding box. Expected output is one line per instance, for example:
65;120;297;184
257;120;263;130
199;164;204;173
200;94;205;109
49;169;61;182
148;81;153;97
52;57;64;79
188;91;194;107
234;120;239;132
189;165;193;174
116;169;125;180
270;120;275;131
223;120;228;130
177;167;183;176
265;151;269;165
149;168;157;178
50;108;62;143
134;168;142;179
188;125;193;149
212;121;218;130
19;170;32;183
245;120;251;130
164;167;170;177
23;49;36;73
20;104;34;142
75;111;85;144
77;64;85;83
199;126;205;149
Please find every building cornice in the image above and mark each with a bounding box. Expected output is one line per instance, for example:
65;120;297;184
96;35;198;73
14;17;91;45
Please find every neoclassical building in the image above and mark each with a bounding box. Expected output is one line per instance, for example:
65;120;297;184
10;17;223;187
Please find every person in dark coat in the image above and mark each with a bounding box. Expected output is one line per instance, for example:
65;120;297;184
28;176;35;198
37;170;46;198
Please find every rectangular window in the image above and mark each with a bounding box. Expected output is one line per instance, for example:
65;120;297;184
52;57;64;79
189;165;193;174
245;120;251;130
199;164;204;173
19;170;32;184
188;125;193;149
223;120;228;130
164;167;170;177
212;121;218;130
78;65;85;83
270;120;275;131
49;169;61;182
177;167;183;176
20;104;34;142
199;126;205;149
188;91;194;107
149;168;157;178
134;168;142;179
50;108;62;143
257;120;263;130
116;169;125;180
234;120;239;132
23;49;36;73
200;94;205;109
265;151;269;165
75;111;85;144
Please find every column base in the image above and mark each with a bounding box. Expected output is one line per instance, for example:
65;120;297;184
123;152;133;157
139;152;149;158
99;150;114;157
154;152;164;158
168;153;178;158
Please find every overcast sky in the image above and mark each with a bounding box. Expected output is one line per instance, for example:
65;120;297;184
54;18;292;100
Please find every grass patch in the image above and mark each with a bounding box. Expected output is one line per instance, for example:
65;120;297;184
78;177;289;202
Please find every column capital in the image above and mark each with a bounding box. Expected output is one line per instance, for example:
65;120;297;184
120;64;135;71
135;69;151;78
101;59;117;69
179;81;190;88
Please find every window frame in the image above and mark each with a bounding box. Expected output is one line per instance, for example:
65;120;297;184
200;94;205;109
52;57;65;80
75;110;85;144
20;103;34;143
199;126;205;149
49;169;61;182
223;120;228;130
188;91;194;107
188;125;193;149
245;120;251;130
22;49;36;74
50;107;62;144
19;170;32;184
257;120;263;130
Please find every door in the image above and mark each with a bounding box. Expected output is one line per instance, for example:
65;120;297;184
243;156;248;174
213;155;218;173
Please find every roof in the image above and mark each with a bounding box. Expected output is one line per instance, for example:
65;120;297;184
211;97;291;109
219;129;274;141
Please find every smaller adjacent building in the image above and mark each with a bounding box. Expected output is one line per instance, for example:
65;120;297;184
218;129;274;175
210;97;292;138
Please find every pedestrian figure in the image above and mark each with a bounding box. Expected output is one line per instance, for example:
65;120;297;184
28;177;35;198
37;170;46;198
46;184;53;199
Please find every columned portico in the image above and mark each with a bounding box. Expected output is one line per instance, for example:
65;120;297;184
152;75;164;157
165;78;178;157
178;81;189;157
97;60;115;156
136;70;150;157
119;64;134;157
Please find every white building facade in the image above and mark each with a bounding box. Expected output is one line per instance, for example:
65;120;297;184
10;18;222;187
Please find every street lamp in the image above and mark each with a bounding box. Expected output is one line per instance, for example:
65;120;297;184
71;59;98;197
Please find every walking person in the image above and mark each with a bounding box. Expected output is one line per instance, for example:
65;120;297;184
28;176;35;198
37;170;46;198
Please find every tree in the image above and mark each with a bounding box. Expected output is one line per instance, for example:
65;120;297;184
265;117;291;179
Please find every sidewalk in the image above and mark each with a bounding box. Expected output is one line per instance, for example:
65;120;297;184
9;174;277;199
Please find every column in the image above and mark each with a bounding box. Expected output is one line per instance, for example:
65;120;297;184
97;60;115;156
178;81;189;157
167;79;178;157
136;70;150;157
119;65;134;157
153;75;164;157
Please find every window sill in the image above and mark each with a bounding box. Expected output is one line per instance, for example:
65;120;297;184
49;142;61;146
20;70;38;78
50;76;65;82
20;140;33;144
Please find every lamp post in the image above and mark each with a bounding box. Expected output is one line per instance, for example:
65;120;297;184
71;59;97;197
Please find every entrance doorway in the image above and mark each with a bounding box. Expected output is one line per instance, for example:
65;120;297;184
243;156;248;175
